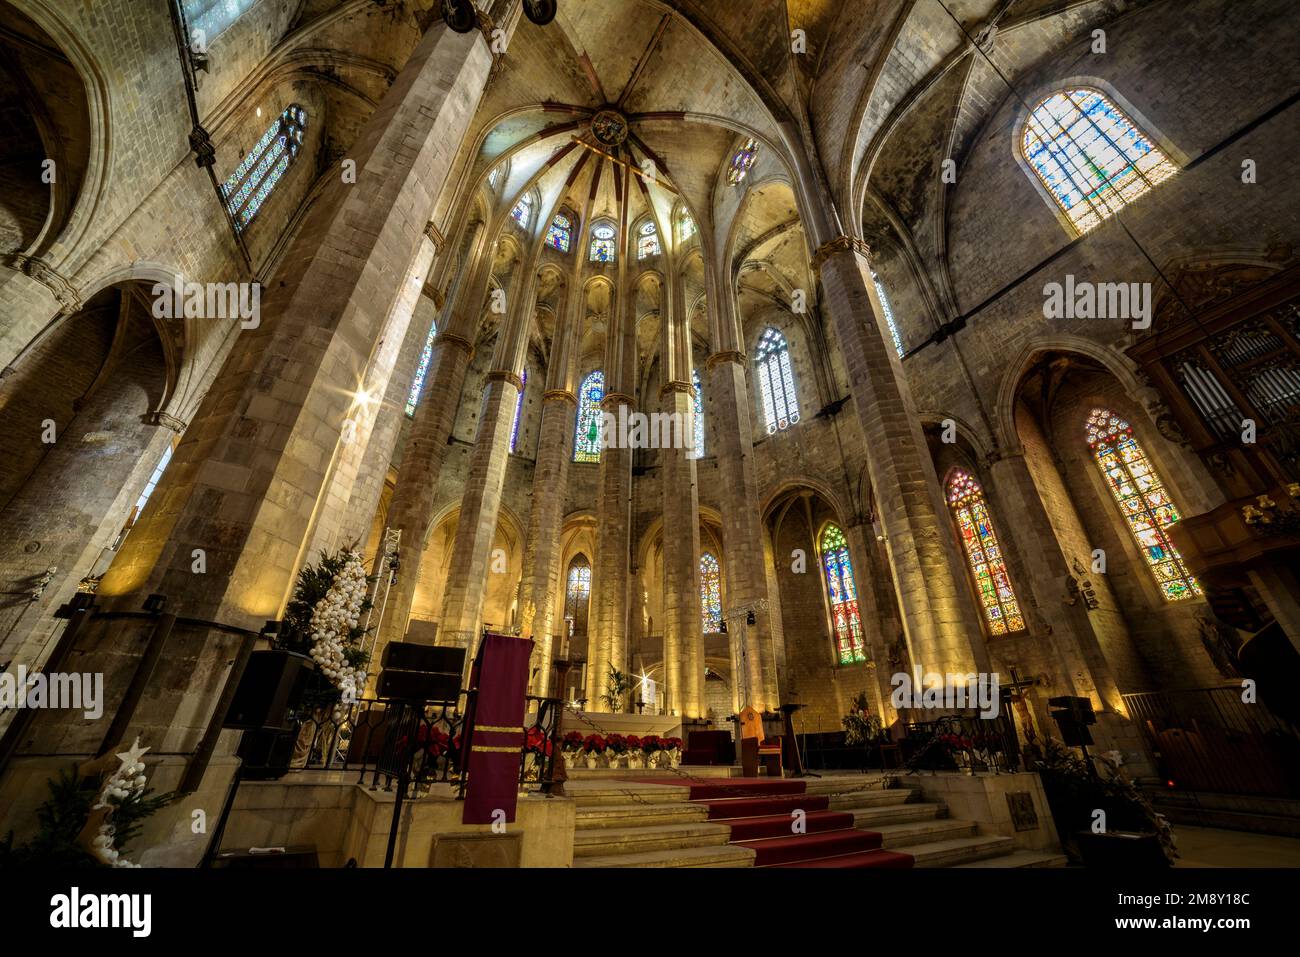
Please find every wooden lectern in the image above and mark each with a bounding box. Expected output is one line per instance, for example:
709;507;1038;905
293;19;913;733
738;706;782;777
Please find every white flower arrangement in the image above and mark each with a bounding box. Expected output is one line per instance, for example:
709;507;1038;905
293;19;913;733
88;738;150;868
308;551;370;702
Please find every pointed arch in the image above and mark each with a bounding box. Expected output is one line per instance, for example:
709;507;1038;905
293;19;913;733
946;468;1026;636
1085;408;1201;601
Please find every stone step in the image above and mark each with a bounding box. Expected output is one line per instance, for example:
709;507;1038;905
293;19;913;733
575;802;710;829
952;849;1070;868
825;788;921;810
875;818;979;848
572;821;732;857
844;802;945;827
573;843;757;868
566;784;692;806
908;835;1017;867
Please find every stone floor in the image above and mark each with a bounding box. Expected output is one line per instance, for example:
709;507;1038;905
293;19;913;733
1171;824;1300;867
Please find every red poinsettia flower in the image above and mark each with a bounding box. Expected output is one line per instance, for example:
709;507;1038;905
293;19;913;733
641;734;661;753
624;735;642;751
606;733;627;753
582;734;606;753
563;730;584;751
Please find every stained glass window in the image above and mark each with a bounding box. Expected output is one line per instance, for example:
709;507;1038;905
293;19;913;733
574;370;605;462
946;469;1026;636
221;104;307;230
589;224;615;262
755;327;799;433
678;208;696;242
565;557;592;636
545;213;572;252
1023;88;1177;234
405;321;437;417
637;220;660;259
691;369;704;459
700;552;722;633
183;0;257;45
1086;408;1202;601
871;272;904;358
510;370;527;452
510;193;533;228
727;138;758;186
820;524;865;664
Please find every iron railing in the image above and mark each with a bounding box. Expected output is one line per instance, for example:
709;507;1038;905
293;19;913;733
1123;686;1300;797
900;710;1022;774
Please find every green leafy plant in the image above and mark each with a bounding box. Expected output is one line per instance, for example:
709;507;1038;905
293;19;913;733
601;666;628;713
842;691;884;746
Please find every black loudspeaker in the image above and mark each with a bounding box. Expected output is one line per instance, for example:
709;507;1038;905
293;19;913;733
224;650;316;730
235;727;297;780
1048;695;1096;747
381;643;463;674
375;668;460;703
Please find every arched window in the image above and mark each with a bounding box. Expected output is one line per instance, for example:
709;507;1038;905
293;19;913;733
727;138;758;186
545;213;572;252
871;272;904;358
510;370;527;452
678;208;696;242
487;166;500;190
405;321;438;417
691;368;704;459
946;469;1026;636
510;193;533;228
820;524;865;664
132;445;173;521
1086;409;1202;601
755;327;799;433
1022;88;1177;234
564;557;592;637
221;104;307;230
700;552;722;633
574;370;605;462
183;0;257;44
589;223;616;262
637;220;660;259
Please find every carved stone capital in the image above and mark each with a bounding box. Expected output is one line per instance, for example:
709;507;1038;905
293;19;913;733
11;255;82;313
705;350;745;370
144;411;188;433
811;236;871;276
486;369;524;390
543;389;577;406
424;221;446;250
658;380;696;401
602;391;635;410
436;332;474;356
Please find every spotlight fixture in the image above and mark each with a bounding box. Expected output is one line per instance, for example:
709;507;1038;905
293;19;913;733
261;619;282;639
441;0;476;33
143;593;167;614
719;619;727;634
746;610;756;626
523;0;557;26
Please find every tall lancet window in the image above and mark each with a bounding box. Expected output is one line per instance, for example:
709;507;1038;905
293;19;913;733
700;552;722;633
221;104;307;229
1086;408;1201;601
755;327;799;433
574;370;604;462
871;272;904;357
1022;88;1177;234
510;193;533;228
691;369;704;458
820;524;865;664
509;370;527;452
545;213;572;252
564;556;592;637
946;469;1025;636
589;224;616;262
405;321;437;417
637;221;661;259
184;0;258;45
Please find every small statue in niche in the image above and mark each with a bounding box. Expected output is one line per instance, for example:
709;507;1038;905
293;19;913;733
1065;558;1100;611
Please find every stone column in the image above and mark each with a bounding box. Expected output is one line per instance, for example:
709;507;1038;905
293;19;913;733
813;237;981;676
987;449;1125;711
518;283;579;693
659;381;703;717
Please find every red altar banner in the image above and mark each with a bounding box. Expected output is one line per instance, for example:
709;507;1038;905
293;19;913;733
461;633;534;825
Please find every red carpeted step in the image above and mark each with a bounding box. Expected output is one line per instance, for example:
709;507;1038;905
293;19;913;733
685;779;806;801
736;828;884;866
780;849;916;869
723;810;856;842
698;793;829;820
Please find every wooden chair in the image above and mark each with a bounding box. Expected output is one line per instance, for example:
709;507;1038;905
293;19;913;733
739;706;782;777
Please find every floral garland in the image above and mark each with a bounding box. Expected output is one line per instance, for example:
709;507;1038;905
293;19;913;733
308;550;370;703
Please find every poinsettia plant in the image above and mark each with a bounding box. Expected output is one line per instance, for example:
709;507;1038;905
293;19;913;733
661;736;684;751
524;725;552;757
562;731;584;752
641;734;662;755
581;734;606;754
623;735;641;753
605;733;627;754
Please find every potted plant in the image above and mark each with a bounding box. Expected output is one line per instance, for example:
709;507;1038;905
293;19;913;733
522;725;553;781
605;733;627;768
641;734;663;768
581;733;606;769
662;737;684;767
601;666;629;713
624;735;644;768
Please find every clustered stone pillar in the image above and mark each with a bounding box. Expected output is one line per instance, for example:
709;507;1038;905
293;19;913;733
517;283;578;694
659;381;704;717
813;237;982;677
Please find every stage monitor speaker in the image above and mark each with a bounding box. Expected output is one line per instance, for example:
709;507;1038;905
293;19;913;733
224;650;316;731
381;642;463;674
376;668;460;703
